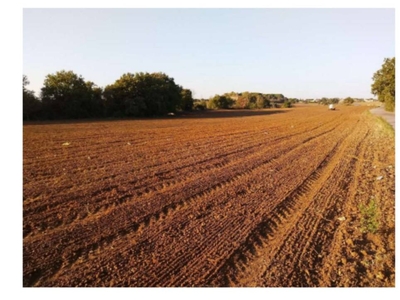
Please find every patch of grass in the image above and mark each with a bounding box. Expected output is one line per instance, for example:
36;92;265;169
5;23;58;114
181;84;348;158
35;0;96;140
364;110;394;138
359;197;379;234
375;116;394;138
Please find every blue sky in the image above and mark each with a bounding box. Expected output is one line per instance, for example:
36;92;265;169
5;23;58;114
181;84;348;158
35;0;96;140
23;8;394;99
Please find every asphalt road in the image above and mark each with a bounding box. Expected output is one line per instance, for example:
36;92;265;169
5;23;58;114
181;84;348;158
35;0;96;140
370;107;395;129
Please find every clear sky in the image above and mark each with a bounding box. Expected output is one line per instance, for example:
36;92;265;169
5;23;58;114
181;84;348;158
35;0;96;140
23;8;394;99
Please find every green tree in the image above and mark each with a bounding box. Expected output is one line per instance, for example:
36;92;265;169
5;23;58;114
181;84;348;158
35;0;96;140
207;94;234;109
235;93;268;109
145;72;182;115
318;97;339;105
283;99;292;108
104;72;182;117
41;70;100;119
255;94;270;108
23;75;29;92
193;100;207;110
23;75;42;120
371;57;395;112
343;97;354;105
180;89;194;111
86;81;105;118
103;73;136;117
235;95;251;109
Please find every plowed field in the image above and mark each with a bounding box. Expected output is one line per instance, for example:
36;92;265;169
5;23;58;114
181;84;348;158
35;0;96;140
23;105;395;287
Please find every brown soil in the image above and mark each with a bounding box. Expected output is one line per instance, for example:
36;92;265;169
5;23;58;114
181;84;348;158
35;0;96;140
23;105;395;287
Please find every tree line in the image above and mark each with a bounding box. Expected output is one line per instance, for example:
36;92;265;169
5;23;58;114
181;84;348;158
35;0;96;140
205;92;294;110
371;57;395;112
24;58;394;120
23;70;194;120
23;71;294;121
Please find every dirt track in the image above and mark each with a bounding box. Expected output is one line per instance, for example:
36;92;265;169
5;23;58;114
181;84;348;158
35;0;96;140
23;105;395;287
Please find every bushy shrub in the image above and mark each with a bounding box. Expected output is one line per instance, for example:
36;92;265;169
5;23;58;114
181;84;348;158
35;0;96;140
282;100;292;108
208;95;234;109
343;97;355;105
193;101;207;110
180;89;194;111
